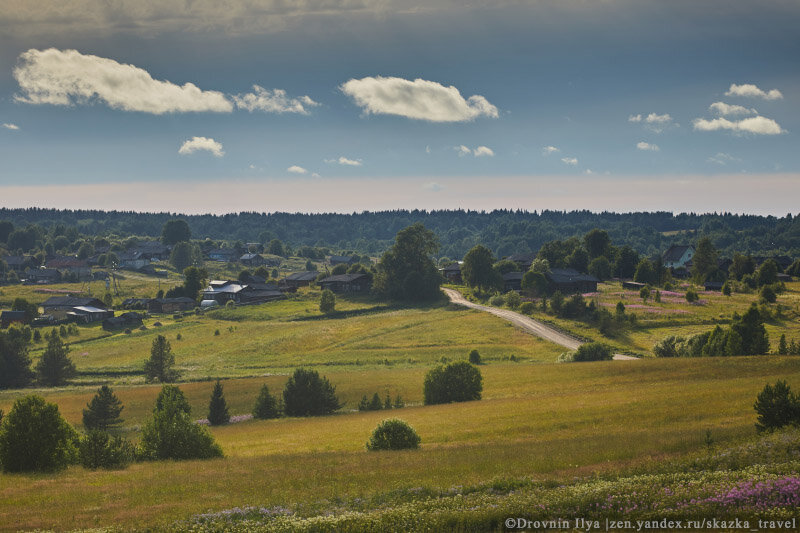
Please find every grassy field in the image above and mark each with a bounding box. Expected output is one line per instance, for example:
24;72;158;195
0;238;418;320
1;357;799;530
459;280;800;356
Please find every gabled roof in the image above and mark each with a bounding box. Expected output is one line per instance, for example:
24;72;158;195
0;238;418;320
42;296;105;308
502;271;525;281
71;306;109;314
4;256;27;266
663;245;694;263
546;268;599;284
285;271;318;281
441;263;461;272
46;257;88;269
319;273;368;283
507;252;537;264
240;253;263;261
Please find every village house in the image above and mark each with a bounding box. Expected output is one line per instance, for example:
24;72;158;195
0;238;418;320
502;271;524;292
240;253;267;267
328;255;357;266
439;263;462;283
24;268;62;284
662;245;695;270
545;268;600;294
45;257;92;280
102;312;144;331
283;271;318;289
42;296;107;320
318;273;371;293
117;250;150;271
148;297;197;314
4;255;31;272
0;310;26;328
207;248;238;262
133;241;171;261
506;252;537;272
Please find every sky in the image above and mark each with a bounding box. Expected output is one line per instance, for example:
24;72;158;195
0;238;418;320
0;0;798;215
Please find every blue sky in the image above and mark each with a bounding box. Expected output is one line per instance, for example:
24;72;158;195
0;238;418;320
0;1;798;215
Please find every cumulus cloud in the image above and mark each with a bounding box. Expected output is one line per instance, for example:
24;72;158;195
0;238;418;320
233;85;319;114
725;83;783;100
178;137;225;157
287;165;307;174
627;114;642;123
636;141;660;151
455;145;472;157
3;123;20;130
542;145;560;155
423;182;443;192
473;146;494;157
692;116;784;135
646;113;672;124
326;156;362;166
561;157;578;166
14;48;233;114
629;112;675;132
709;102;756;116
340;76;498;122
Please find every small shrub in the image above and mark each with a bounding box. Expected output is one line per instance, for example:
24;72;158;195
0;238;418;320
489;294;505;307
252;384;280;419
214;329;220;336
519;301;535;314
760;285;777;304
639;286;650;302
319;289;336;314
366;419;421;451
572;342;613;362
468;349;481;365
505;291;521;309
79;430;134;470
282;368;341;417
754;380;800;432
423;361;482;405
685;288;699;303
176;333;182;340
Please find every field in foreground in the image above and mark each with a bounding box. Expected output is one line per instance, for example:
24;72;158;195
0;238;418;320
1;357;799;531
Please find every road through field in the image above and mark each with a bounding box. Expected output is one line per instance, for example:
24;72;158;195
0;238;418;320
442;288;638;361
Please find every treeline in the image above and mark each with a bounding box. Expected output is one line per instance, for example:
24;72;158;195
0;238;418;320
1;208;800;259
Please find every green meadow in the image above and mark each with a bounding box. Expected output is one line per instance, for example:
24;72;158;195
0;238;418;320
1;275;800;531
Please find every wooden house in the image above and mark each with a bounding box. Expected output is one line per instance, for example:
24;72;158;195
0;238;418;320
662;245;695;269
502;272;524;292
439;263;462;283
318;273;371;293
545;268;599;294
284;271;319;288
0;310;26;328
240;253;267;267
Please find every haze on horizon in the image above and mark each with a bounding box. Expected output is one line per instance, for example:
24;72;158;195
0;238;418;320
0;1;797;216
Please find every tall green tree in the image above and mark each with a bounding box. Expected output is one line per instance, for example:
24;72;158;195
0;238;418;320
35;331;76;386
252;384;280;419
207;380;230;426
732;304;770;355
374;223;441;301
0;327;34;389
584;229;611;259
461;244;500;292
614;245;639;279
12;297;39;323
0;395;78;473
282;368;341;417
82;385;124;430
169;241;195;271
319;289;336;314
144;335;178;383
161;219;191;245
691;237;719;282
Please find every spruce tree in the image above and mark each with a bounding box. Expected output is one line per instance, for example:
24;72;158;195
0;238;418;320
207;379;230;426
778;334;788;355
35;330;76;386
144;335;178;383
82;385;124;430
252;384;280;419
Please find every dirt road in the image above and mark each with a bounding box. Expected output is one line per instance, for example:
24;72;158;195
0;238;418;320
442;288;639;361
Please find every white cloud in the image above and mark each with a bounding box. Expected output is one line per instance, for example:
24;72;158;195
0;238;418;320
542;145;560;155
425;145;431;154
340;76;498;122
287;165;307;174
326;156;363;166
692;115;784;135
584;169;594;175
707;152;740;165
14;48;232;114
455;145;472;157
627;114;642;123
636;141;660;151
311;172;321;178
725;83;783;100
709;102;756;116
3;123;20;130
423;182;443;192
561;157;578;166
178;137;224;157
646;113;671;124
473;146;494;157
233;85;319;114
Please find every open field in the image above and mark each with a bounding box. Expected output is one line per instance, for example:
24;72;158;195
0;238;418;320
1;357;799;530
457;280;800;357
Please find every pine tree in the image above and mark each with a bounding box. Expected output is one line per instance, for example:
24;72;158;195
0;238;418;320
384;393;392;410
252;384;280;419
369;393;383;411
35;330;76;386
207;380;229;426
82;385;124;430
778;334;788;355
144;335;178;383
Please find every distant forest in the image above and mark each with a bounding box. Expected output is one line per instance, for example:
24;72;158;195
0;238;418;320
1;208;799;259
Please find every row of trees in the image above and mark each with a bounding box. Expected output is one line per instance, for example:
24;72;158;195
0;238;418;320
0;327;77;389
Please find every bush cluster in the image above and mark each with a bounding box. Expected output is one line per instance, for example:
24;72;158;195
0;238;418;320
423;361;482;405
366;419;421;451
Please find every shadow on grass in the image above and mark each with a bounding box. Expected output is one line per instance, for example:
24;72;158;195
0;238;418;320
291;293;453;321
